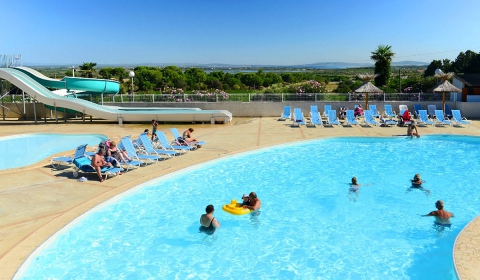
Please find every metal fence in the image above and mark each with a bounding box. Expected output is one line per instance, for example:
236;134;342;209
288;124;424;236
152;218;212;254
1;92;454;104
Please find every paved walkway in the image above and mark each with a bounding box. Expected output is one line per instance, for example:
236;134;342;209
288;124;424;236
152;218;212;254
0;118;479;279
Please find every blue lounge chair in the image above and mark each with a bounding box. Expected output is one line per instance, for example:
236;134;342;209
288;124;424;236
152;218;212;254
309;105;322;127
417;110;434;126
138;133;179;157
434;110;452;126
72;154;123;180
413;104;422;117
51;144;87;169
155;131;193;153
384;104;396;118
280;105;291;120
170;127;206;148
427;105;437;118
445;104;453;118
323;105;332;118
292;108;306;126
120;136;160;164
363;110;380;126
368;104;380;118
345;110;359;126
326;110;340;126
451;110;470;127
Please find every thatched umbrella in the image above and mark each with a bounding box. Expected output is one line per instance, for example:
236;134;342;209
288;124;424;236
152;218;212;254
428;72;461;113
353;74;383;110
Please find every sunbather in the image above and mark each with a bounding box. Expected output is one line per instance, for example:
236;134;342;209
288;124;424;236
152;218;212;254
91;148;120;182
183;128;200;144
107;141;132;163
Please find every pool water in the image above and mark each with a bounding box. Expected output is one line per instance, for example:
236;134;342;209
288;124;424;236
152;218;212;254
0;133;106;170
15;135;480;279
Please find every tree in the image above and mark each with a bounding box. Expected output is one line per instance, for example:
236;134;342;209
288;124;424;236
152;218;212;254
370;45;395;86
452;50;479;74
184;68;207;89
78;62;98;78
424;60;443;77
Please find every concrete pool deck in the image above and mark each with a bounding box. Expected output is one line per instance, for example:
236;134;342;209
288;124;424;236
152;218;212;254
0;118;479;279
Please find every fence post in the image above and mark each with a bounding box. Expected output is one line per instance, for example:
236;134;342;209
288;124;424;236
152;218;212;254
348;92;351;101
315;93;317;102
152;94;155;103
248;93;251;102
383;93;385;102
281;93;284;102
418;92;421;102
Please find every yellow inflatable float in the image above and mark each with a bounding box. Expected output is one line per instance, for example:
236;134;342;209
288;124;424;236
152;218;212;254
222;199;252;215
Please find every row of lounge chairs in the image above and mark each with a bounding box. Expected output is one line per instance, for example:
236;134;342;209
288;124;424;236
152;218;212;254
282;105;471;128
51;128;206;181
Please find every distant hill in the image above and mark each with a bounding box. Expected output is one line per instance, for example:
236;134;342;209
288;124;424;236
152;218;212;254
24;61;429;69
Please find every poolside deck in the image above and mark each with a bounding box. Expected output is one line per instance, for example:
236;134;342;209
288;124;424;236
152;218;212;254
1;118;479;279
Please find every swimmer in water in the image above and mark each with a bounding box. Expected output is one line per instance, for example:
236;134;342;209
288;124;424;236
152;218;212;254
348;177;361;202
406;173;430;196
422;200;454;226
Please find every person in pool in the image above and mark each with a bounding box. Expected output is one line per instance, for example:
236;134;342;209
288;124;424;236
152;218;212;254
406;174;430;196
243;192;261;211
199;204;220;235
241;194;251;206
422;200;454;225
407;121;420;139
348;177;361;201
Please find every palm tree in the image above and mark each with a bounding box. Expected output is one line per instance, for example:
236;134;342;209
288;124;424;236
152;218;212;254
370;45;395;87
79;62;98;78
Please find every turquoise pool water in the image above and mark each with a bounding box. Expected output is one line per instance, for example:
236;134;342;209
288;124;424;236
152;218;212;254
0;133;106;170
15;135;480;279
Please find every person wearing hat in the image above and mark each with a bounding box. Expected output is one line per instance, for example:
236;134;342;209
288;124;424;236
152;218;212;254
422;200;454;225
241;194;251;206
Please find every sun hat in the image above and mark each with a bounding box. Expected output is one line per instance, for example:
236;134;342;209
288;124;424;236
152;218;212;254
242;194;249;198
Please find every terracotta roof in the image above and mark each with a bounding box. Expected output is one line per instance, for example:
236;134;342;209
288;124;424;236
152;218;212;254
454;74;480;87
353;82;383;93
428;80;461;93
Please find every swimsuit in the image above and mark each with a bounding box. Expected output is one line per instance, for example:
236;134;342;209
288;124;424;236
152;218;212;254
199;217;216;235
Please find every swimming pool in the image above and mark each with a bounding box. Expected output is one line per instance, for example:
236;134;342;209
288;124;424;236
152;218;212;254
15;135;480;279
0;133;106;170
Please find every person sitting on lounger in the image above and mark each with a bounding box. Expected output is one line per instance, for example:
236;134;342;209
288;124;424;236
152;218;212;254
422;200;454;226
407;121;420;139
91;148;119;182
183;128;200;144
354;105;363;117
107;141;132;163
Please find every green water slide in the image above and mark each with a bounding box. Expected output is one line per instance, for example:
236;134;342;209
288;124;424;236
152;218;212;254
14;67;119;94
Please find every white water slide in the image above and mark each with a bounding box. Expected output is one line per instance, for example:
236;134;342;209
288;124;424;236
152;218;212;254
0;67;232;123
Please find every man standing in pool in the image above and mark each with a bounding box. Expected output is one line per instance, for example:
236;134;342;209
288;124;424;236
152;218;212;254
243;192;261;211
422;200;454;225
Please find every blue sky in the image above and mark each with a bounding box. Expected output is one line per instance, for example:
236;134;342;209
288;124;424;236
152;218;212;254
2;0;480;66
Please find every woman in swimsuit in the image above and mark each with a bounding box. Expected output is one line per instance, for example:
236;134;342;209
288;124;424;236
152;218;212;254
407;173;430;196
407;121;420;139
199;204;220;235
107;141;132;163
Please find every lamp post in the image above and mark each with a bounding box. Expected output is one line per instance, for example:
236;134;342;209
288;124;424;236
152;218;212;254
129;70;135;95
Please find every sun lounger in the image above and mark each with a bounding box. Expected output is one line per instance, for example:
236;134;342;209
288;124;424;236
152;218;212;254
413;104;422;118
368;104;380;118
119;136;161;164
72;154;123;180
155;131;193;153
363;110;380;126
170;128;206;149
326;110;340;126
384;104;396;118
417;110;434;126
451;110;470;127
280;105;291;120
138;133;179;158
434;110;453;126
345;110;359;126
323;105;332;118
51;144;87;169
427;105;437;118
309;105;322;127
292;108;306;126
